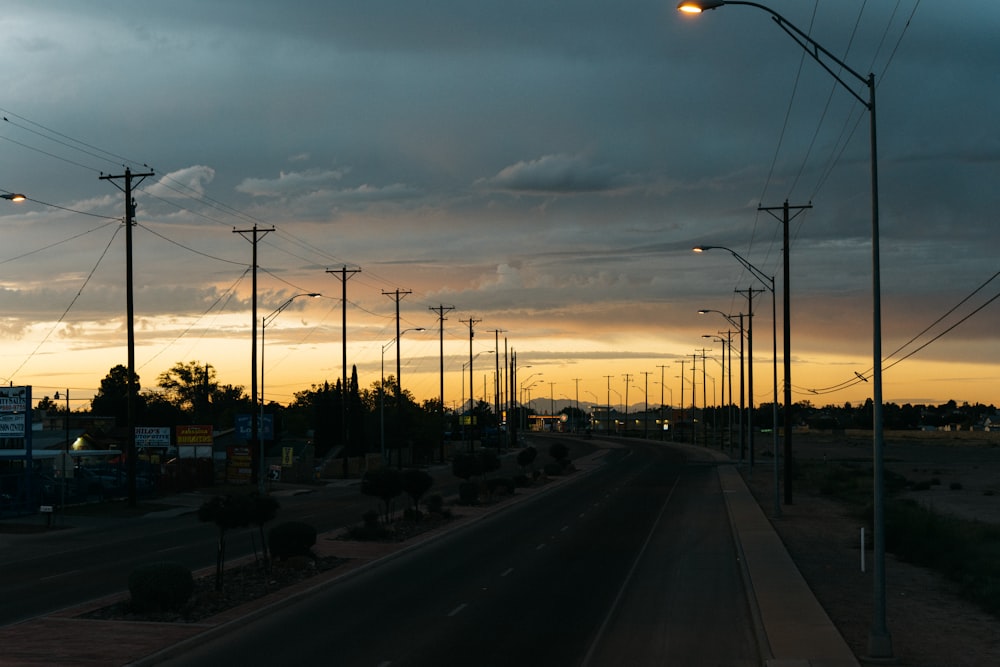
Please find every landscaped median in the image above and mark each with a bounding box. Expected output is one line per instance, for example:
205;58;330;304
0;444;609;666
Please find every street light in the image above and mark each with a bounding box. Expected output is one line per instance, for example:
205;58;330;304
700;309;746;462
679;2;891;657
695;245;780;518
260;292;320;491
1;193;26;202
381;327;425;464
703;335;729;450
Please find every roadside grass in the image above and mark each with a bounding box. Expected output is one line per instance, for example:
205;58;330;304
798;460;1000;616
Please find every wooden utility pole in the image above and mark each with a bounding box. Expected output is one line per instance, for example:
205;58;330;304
329;266;360;474
759;199;811;504
383;289;412;465
429;304;454;462
101;167;153;507
461;318;481;451
233;224;274;491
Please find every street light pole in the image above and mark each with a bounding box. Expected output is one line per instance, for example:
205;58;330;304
696;245;779;516
260;293;319;491
679;1;890;656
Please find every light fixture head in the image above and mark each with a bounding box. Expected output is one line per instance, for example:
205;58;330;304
1;193;26;202
697;309;710;314
678;1;725;13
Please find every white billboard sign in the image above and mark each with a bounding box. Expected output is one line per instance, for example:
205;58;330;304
135;426;171;448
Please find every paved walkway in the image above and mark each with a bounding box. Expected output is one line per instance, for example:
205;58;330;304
0;445;858;666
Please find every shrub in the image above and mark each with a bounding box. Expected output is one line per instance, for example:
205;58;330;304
512;474;531;488
517;446;538;470
348;511;393;540
361;468;403;524
452;453;483;480
401;468;434;515
458;481;480;504
269;521;317;560
425;494;444;514
486;477;515;498
950;482;964;491
129;561;194;613
548;442;569;463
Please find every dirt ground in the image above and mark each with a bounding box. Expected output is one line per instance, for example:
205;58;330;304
742;430;1000;666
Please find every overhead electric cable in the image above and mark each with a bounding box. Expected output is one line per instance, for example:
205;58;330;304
6;223;123;381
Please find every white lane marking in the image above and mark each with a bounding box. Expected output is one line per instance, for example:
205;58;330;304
536;543;546;550
501;568;514;577
448;603;468;617
377;662;392;667
560;525;569;532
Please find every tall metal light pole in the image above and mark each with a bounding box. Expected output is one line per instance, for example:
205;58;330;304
696;245;779;516
380;327;424;463
700;310;746;462
261;293;320;488
680;1;890;656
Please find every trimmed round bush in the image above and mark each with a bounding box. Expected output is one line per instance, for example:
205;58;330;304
128;561;194;612
269;521;317;560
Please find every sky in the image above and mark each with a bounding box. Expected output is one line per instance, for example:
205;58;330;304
0;0;997;417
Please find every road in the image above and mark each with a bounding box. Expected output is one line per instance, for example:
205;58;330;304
162;437;759;666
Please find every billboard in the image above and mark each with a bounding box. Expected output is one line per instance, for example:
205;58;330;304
135;426;171;448
176;424;213;458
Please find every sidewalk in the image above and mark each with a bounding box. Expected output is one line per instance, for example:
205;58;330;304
0;444;859;666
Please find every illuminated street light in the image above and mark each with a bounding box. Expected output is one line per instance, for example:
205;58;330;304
1;193;26;202
679;1;891;656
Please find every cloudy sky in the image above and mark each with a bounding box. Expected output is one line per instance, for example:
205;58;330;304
0;0;997;415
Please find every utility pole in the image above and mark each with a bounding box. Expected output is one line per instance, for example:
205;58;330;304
101;167;153;507
622;373;633;436
383;289;412;466
461;318;481;451
641;371;652;440
490;329;505;437
233;224;274;492
690;354;698;446
604;375;613;434
697;348;710;446
737;288;764;470
678;360;686;441
572;378;582;434
329;266;360;475
656;364;669;441
429;304;454;462
760;199;811;504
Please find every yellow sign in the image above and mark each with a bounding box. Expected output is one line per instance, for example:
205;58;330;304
282;446;294;466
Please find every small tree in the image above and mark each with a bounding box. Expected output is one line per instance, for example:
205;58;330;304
452;452;483;480
517;446;538;472
247;492;280;567
198;494;252;591
361;468;403;524
549;442;569;464
401;468;434;517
